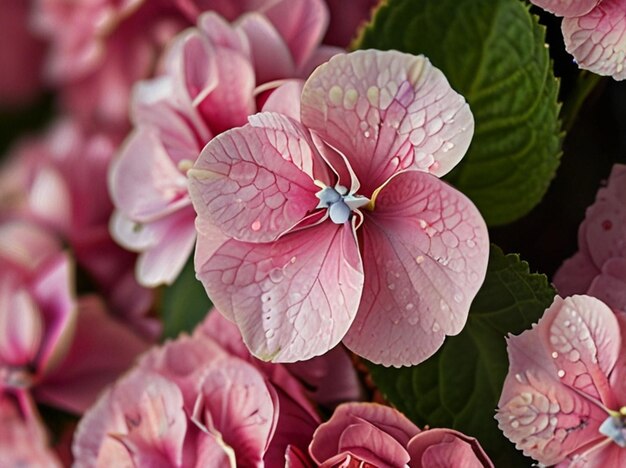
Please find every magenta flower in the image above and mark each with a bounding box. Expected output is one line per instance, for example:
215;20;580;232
109;2;338;287
497;295;626;466
530;0;626;79
73;311;320;467
188;49;489;366
308;402;493;467
554;164;626;312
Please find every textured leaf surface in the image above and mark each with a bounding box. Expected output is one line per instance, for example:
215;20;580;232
160;256;212;339
356;0;562;225
368;245;556;466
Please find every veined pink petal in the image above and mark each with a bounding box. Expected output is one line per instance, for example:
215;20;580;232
261;0;329;69
562;0;626;80
72;369;187;468
197;12;250;56
553;251;600;297
407;429;493;468
35;296;149;414
109;128;191;223
261;80;305;121
301;50;474;196
237;13;296;83
344;171;489;366
188;117;321;243
309;402;419;465
195;220;364;362
609;313;626;406
191;356;278;466
530;0;599;17
496;295;621;466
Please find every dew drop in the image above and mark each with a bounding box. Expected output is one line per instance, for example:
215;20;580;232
511;420;520;429
568;350;580;362
251;220;261;231
265;329;275;339
364;130;371;138
440;299;449;312
453;292;463;303
557;369;565;378
551;351;558;359
432;322;440;332
269;268;283;283
466;239;476;248
415;255;425;264
387;283;396;290
290;256;297;264
515;373;525;383
406;303;414;311
442;142;455;153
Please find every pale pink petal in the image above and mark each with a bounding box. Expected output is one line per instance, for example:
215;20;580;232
301;50;474;195
28;166;72;233
0;279;43;367
197;12;250;56
587;257;626;312
309;402;419;465
237;13;296;83
188;118;321;243
261;0;329;68
609;313;626;406
191;356;278;465
562;0;626;80
553;251;600;297
530;0;599;17
563;443;626;468
30;253;77;376
35;296;149;414
0;221;61;273
297;45;343;79
261;80;304;120
110;128;191;223
407;429;493;468
344;171;489;366
195;220;364;362
72;369;187;468
194;431;236;467
496;295;621;466
135;209;197;287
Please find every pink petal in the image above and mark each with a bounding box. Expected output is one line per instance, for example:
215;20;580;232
135;209;197;287
0;278;43;367
562;0;626;80
192;356;278;465
301;50;474;195
344;171;489;366
188;117;321;243
237;12;296;83
261;0;329;69
109;128;190;223
194;220;364;362
261;80;305;120
407;429;493;468
609;313;626;406
35;295;149;414
30;253;77;376
0;221;61;273
587;257;626;312
28;166;72;233
309;402;420;465
530;0;599;17
197;12;250;56
496;295;621;466
72;369;187;468
553;251;600;297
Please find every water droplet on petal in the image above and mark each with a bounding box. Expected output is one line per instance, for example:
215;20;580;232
551;351;558;359
387;283;396;290
453;292;463;303
406;303;414;311
432;322;440;332
269;268;283;283
557;369;565;378
251;220;261;231
466;239;476;248
415;255;425;264
290;256;297;264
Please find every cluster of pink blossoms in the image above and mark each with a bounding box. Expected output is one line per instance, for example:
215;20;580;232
0;0;552;465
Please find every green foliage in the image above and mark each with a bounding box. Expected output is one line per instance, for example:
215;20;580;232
160;256;212;339
356;0;562;226
368;245;556;466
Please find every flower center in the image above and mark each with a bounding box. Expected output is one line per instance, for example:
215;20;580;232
315;184;370;224
599;407;626;447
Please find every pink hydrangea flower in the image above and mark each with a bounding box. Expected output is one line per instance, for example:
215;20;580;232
0;220;149;414
0;0;45;108
188;49;489;366
109;2;338;287
0;120;156;337
497;295;626;466
0;391;61;467
554;164;626;312
72;311;320;467
308;402;493;467
530;0;626;79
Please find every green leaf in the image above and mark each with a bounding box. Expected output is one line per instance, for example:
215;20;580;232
368;245;556;467
159;256;212;339
356;0;562;226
